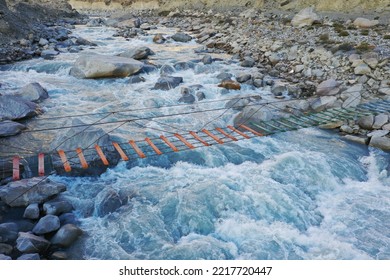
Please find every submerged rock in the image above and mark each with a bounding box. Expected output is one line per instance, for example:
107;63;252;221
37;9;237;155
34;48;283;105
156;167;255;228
70;53;143;79
96;188;128;217
153;76;183;90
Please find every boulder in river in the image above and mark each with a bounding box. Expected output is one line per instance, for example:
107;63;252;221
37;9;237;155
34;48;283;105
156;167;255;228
95;188;128;217
43;200;73;216
16;232;50;254
118;46;154;60
0;178;66;207
171;32;192;42
0;95;40;121
178;87;195;104
153;34;166;44
218;80;241;90
70;53;143;79
17;82;48;103
153;76;183;90
0;120;26;137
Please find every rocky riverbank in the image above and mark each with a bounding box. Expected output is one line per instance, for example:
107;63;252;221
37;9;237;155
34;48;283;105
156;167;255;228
0;178;82;260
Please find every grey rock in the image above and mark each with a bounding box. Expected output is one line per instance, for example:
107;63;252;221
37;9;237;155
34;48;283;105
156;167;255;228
117;18;141;28
353;18;379;28
241;57;255;67
0;223;18;243
253;79;263;88
225;98;250;110
0;254;11;260
354;63;371;75
178;87;195;104
202;54;213;65
96;188;128;217
383;123;390;130
372;114;389;129
0;243;13;255
23;203;40;220
16;232;50;254
367;130;389;138
310;96;338;112
291;7;320;27
153;34;165;44
340;125;354;134
364;57;378;69
216;72;233;81
70;53;143;79
38;38;49;46
75;37;97;46
236;73;251;83
196;91;206;101
32;215;60;235
174;61;195;71
43;201;73;216
0;95;39;121
343;135;369;145
316;79;341;96
86;18;106;27
0;120;26;137
160;64;175;75
17;253;40;260
51;251;68;260
358;115;374;130
0;178;66;207
369;136;390;150
118;46;153;60
41;50;59;60
51;224;83;247
128;75;145;84
59;213;78;226
153;76;183;90
171;32;192;42
17;82;49;102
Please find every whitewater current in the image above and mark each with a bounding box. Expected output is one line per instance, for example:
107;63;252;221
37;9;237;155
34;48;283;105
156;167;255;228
1;24;389;260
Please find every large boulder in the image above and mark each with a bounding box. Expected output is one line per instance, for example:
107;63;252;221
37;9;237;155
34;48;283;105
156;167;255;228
23;203;40;220
32;215;61;235
95;188;128;217
43;200;73;216
372;114;389;129
70;53;143;79
178;87;195;104
118;46;154;60
17;82;48;103
369;136;390;151
0;96;40;121
153;76;183;90
0;120;26;137
0;178;66;207
310;96;338;112
358;115;374;130
171;32;192;42
16;232;50;254
51;224;82;247
0;223;18;243
353;18;379;28
291;7;320;27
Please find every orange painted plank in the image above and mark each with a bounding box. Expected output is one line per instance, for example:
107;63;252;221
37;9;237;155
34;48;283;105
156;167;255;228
129;140;146;158
145;138;163;155
58;150;72;172
216;127;238;141
201;129;224;144
38;153;45;176
94;144;109;166
112;142;129;161
227;125;251;139
13;156;20;181
174;133;195;149
239;124;264;137
160;135;179;152
189;131;210;146
76;148;89;169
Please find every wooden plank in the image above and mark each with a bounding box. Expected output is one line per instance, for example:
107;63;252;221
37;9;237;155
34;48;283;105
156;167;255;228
145;138;163;155
174;133;195;149
160;135;179;152
38;153;45;176
239;124;263;136
129;140;146;158
227;125;251;139
216;127;238;141
76;148;89;169
12;156;20;181
58;150;72;172
201;129;224;144
94;144;109;165
189;131;210;146
112;142;129;161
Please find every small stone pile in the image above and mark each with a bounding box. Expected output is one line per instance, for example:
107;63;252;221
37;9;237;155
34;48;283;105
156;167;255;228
0;178;82;260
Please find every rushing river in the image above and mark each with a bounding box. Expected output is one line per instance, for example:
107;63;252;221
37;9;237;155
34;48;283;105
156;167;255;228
1;24;389;260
